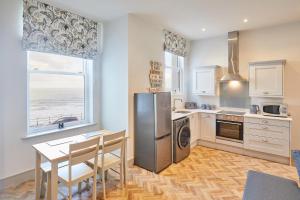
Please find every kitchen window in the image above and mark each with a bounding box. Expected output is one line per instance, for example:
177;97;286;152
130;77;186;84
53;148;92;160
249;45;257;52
27;51;94;136
164;51;184;94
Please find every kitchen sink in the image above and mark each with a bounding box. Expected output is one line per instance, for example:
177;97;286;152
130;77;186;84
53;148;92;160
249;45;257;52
174;110;191;114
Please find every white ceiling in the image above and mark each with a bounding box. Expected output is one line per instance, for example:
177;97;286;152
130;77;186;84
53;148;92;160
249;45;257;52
46;0;300;40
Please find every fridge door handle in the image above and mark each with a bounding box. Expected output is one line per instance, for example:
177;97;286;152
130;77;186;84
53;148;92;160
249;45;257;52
156;133;171;140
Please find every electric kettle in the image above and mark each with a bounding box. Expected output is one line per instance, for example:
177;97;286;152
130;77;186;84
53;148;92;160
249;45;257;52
250;105;260;114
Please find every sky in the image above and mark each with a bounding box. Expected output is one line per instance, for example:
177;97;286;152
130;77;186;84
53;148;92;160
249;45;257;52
28;51;91;89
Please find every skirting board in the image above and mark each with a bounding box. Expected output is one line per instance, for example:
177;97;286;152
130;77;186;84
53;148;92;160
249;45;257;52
0;158;134;191
190;140;198;148
0;169;35;192
198;140;290;165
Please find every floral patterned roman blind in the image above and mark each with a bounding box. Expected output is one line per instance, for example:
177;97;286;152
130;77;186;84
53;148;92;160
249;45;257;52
163;30;188;57
23;0;101;59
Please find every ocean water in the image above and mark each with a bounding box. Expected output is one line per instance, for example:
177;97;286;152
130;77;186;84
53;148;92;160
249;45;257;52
30;88;85;127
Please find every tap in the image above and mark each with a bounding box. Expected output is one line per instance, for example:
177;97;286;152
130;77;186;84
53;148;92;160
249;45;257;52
172;98;183;111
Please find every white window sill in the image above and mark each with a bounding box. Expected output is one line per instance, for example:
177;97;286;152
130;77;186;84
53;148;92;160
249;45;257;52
23;122;97;139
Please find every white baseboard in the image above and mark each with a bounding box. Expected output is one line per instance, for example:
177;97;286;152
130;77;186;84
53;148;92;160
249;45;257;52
198;139;290;165
190;140;198;148
0;169;35;192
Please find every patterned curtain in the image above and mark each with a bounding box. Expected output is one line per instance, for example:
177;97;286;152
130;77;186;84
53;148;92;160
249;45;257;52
23;0;101;59
163;30;188;57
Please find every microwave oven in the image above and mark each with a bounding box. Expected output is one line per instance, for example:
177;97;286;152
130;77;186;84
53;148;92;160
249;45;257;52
262;103;288;117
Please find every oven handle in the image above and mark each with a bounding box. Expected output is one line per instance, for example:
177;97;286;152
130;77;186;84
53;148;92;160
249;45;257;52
216;120;242;126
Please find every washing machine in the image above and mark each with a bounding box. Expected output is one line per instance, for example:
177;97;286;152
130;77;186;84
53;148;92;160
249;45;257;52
173;117;191;163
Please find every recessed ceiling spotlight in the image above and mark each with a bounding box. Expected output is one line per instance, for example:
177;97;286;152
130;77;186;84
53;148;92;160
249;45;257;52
202;28;206;32
243;18;248;23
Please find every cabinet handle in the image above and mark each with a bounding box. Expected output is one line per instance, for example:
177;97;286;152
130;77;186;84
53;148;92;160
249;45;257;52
263;91;269;95
262;126;269;130
262;120;269;124
202;91;206;93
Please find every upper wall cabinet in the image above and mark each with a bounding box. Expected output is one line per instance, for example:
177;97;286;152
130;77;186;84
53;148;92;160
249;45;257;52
192;66;221;96
249;60;286;98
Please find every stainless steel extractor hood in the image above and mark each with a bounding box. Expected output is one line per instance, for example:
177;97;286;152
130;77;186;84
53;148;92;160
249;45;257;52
220;31;245;82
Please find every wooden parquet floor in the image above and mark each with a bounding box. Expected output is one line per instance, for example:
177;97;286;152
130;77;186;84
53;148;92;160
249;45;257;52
0;146;298;200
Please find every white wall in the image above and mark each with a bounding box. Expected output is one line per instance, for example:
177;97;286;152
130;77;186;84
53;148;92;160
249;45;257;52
128;14;164;160
0;0;101;181
187;21;300;149
0;3;164;182
100;14;165;161
188;35;228;106
100;16;129;134
239;22;300;149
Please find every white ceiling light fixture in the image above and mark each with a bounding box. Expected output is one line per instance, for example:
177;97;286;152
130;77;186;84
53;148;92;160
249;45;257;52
243;18;248;23
202;28;206;32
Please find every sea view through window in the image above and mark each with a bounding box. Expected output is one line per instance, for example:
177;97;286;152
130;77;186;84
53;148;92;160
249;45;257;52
27;51;93;135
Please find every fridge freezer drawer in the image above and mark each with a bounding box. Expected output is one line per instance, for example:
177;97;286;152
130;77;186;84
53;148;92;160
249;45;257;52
155;134;172;173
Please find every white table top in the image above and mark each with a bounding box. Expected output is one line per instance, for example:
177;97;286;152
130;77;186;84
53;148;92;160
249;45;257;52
32;130;114;162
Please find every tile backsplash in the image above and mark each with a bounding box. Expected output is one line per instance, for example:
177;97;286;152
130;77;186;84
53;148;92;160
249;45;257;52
220;81;251;108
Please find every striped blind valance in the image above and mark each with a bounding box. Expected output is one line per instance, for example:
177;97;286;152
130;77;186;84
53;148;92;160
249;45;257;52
23;0;101;59
163;30;188;57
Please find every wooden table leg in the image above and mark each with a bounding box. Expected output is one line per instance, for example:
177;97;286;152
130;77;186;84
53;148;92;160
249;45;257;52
124;138;128;186
35;151;41;200
51;161;58;200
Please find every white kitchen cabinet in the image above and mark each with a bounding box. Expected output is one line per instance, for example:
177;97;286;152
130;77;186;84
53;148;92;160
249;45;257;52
249;60;285;97
192;66;221;96
199;113;216;142
244;116;291;157
189;113;199;145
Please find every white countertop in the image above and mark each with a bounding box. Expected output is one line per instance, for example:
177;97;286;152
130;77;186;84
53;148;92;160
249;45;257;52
172;108;293;121
244;113;292;121
172;109;221;120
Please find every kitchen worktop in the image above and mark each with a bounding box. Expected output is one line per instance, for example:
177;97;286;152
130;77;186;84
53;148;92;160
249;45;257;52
172;108;293;121
172;109;221;120
244;113;292;121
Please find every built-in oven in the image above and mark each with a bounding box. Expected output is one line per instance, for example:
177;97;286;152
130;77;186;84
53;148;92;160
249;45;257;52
216;114;244;143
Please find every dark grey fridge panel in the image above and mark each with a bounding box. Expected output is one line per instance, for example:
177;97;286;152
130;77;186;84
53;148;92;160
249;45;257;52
155;92;172;138
155;134;172;173
134;93;155;171
134;92;172;173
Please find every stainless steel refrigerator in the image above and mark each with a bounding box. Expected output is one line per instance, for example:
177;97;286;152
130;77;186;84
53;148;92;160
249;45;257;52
134;92;172;173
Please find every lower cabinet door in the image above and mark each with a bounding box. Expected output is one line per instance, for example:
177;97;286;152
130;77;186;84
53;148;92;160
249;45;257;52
189;113;199;144
200;113;216;142
244;133;289;157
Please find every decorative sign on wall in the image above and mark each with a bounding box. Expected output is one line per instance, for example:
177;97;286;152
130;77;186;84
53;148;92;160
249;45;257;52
149;61;163;92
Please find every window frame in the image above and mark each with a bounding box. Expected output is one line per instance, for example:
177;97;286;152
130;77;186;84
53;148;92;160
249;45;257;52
26;51;94;136
164;51;184;95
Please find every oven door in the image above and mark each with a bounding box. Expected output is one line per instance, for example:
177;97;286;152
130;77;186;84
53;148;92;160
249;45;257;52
216;120;243;143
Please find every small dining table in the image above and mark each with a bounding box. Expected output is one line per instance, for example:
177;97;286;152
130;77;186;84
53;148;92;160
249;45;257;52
32;130;128;200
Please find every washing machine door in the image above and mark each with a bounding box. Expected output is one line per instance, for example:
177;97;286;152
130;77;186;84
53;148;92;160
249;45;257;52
178;125;191;149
